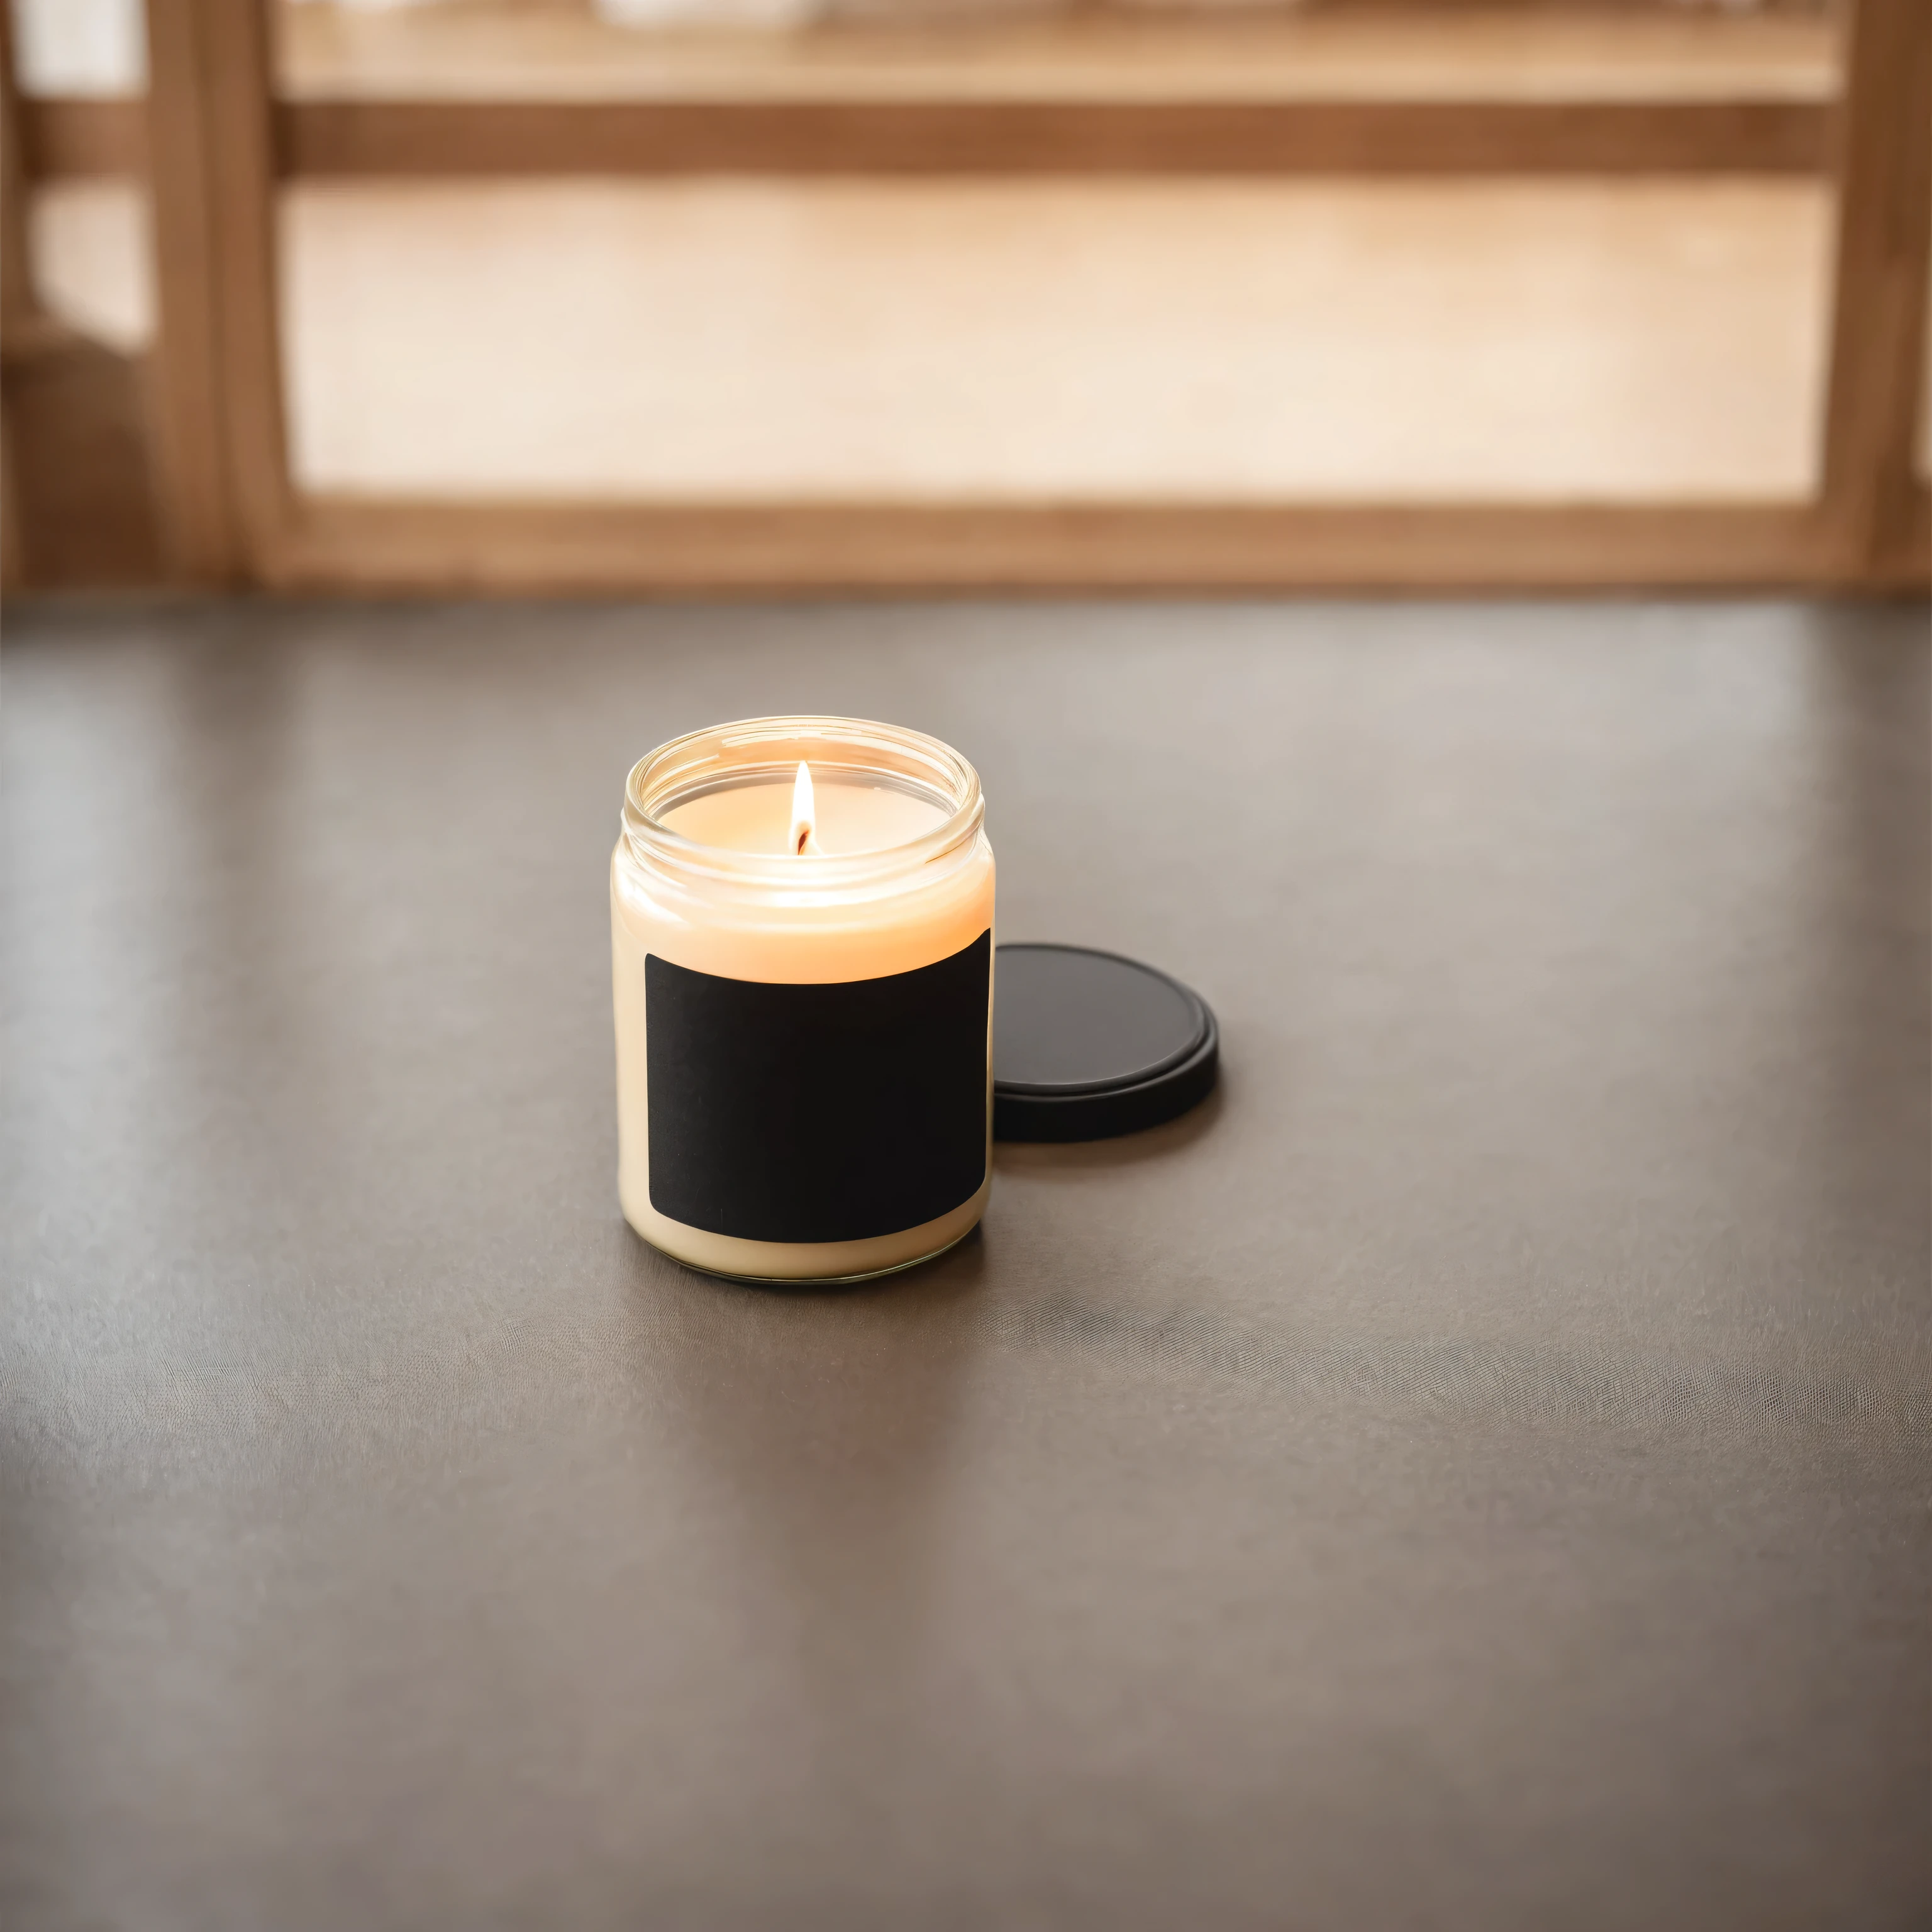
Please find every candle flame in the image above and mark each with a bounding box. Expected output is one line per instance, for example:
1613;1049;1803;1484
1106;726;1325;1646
789;761;821;856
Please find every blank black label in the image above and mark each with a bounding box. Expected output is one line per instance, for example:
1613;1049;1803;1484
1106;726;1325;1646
646;931;991;1244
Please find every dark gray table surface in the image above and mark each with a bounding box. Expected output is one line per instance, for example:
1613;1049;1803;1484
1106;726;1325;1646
3;598;1927;1932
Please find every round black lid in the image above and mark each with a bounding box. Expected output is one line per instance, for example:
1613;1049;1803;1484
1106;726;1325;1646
993;943;1219;1143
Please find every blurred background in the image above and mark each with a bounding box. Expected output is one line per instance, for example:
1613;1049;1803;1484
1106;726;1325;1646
1;0;1925;592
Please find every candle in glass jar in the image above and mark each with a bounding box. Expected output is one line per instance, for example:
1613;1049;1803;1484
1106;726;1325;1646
611;717;995;1282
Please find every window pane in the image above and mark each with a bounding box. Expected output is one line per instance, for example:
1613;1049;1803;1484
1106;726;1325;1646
275;1;1836;107
283;177;1830;502
9;0;144;96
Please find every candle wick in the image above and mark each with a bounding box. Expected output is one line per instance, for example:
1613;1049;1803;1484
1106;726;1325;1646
789;760;821;857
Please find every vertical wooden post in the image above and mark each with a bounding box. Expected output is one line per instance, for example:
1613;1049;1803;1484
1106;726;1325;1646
1819;0;1932;584
145;0;288;584
199;0;289;570
3;2;40;588
146;0;239;579
1;1;43;352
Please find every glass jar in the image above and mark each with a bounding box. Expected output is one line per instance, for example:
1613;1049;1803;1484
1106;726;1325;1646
612;716;995;1282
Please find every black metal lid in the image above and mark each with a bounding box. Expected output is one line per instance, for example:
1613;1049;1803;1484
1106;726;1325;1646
992;943;1219;1143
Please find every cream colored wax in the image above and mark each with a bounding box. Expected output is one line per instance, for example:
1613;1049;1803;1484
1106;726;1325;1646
658;777;946;858
612;763;995;1280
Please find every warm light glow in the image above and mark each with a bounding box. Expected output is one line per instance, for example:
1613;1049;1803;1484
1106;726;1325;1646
789;762;821;856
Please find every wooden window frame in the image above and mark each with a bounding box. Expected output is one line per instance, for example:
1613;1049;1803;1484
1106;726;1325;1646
19;0;1932;591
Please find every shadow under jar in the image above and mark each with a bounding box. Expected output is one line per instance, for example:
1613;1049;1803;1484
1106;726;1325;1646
612;716;996;1282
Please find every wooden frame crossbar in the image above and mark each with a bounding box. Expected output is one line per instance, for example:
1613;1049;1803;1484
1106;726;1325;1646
272;499;1826;596
26;94;1831;181
15;2;1931;592
283;99;1829;180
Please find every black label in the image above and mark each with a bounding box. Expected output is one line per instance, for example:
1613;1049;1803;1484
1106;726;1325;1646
645;931;991;1244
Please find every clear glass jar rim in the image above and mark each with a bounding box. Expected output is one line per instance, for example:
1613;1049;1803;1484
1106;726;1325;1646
622;714;984;889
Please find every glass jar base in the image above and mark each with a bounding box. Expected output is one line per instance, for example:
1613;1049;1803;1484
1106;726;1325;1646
636;1218;980;1287
620;1176;990;1285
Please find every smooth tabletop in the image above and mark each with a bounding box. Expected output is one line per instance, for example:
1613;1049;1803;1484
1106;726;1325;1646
3;599;1927;1931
